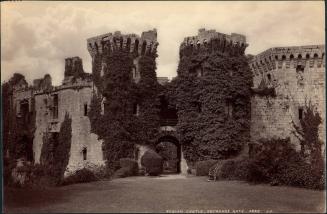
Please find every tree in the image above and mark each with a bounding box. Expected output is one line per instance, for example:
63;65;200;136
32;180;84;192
292;101;324;175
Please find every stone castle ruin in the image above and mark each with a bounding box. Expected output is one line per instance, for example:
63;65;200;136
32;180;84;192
4;28;325;176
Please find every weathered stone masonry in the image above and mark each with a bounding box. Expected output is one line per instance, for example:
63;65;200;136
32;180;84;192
8;29;325;176
250;45;325;151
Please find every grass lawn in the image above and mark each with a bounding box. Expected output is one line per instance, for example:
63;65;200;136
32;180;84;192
4;175;325;213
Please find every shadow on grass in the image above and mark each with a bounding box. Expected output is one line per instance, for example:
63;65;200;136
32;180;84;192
4;186;68;210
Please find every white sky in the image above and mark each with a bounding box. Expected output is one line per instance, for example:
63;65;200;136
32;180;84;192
1;1;325;85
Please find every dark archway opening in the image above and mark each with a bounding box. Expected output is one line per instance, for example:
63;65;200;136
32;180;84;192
159;95;178;126
155;136;181;174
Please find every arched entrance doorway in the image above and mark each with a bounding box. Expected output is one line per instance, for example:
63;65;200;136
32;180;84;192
155;135;181;174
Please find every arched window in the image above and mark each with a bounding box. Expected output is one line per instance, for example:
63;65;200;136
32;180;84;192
298;54;302;59
290;54;294;60
282;55;286;60
82;147;87;160
275;55;278;60
306;54;310;59
314;53;318;58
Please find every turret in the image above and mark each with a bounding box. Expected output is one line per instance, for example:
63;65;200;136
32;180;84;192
179;28;248;56
87;29;158;59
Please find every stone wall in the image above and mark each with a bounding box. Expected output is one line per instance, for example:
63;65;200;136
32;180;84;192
250;45;325;151
33;76;105;175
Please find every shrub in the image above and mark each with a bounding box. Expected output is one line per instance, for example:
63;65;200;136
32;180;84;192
208;159;250;181
120;158;138;174
113;167;134;178
61;168;98;185
195;159;217;176
247;138;325;189
112;158;139;178
141;150;163;176
10;163;57;188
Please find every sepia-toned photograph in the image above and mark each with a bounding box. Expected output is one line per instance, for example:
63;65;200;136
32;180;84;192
1;1;325;213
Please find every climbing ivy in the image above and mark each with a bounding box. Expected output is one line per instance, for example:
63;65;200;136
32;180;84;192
2;73;35;162
88;49;161;168
167;39;253;162
40;113;72;184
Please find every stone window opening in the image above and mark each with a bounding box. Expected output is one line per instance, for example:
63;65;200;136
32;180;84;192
282;55;286;60
19;100;30;123
225;100;234;118
191;102;202;113
133;103;140;116
134;39;139;54
314;53;318;59
141;41;147;55
290;54;294;60
298;54;302;59
84;103;88;116
52;94;58;119
267;74;271;81
82;147;87;161
126;37;131;51
298;107;303;120
306;54;310;59
189;65;203;77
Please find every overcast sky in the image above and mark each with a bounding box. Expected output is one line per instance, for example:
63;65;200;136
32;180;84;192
1;1;325;85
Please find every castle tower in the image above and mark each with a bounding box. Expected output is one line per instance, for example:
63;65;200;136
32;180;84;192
174;28;252;160
87;29;159;91
250;45;325;150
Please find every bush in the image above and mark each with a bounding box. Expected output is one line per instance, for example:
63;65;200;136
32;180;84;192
112;158;139;178
10;163;57;188
247;138;325;189
141;150;163;176
61;168;98;185
195;159;217;176
120;158;138;173
208;158;250;181
3;157;17;186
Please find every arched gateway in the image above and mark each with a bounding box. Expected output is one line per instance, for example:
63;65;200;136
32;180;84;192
156;129;181;173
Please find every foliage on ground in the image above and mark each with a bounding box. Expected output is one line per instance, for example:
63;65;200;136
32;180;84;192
141;150;163;176
62;168;99;185
195;159;218;176
209;137;325;190
113;158;139;178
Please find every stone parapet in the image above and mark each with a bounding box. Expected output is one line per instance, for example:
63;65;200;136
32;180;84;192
250;45;325;76
180;28;247;54
87;29;158;58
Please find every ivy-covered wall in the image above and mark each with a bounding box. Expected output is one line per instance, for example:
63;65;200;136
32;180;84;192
40;113;72;183
88;47;161;168
167;38;253;163
2;73;35;162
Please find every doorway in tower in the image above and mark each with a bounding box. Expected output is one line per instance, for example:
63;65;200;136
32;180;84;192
155;137;181;174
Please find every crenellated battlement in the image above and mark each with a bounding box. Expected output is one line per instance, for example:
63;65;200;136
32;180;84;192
250;45;325;75
180;28;248;55
87;29;158;58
